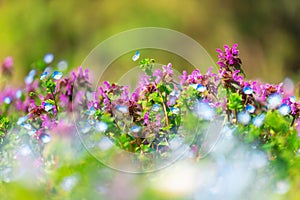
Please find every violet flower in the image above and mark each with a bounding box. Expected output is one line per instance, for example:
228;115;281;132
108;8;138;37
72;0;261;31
162;63;173;82
153;68;163;83
179;70;188;85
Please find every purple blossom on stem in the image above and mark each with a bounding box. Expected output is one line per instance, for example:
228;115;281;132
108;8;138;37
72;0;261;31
179;70;188;85
162;63;173;82
216;43;241;72
153;69;163;83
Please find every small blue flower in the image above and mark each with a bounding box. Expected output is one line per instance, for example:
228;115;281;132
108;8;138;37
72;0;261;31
86;107;96;116
17;116;28;125
289;96;296;103
152;104;161;112
170;90;180;97
278;104;291;116
98;137;113;151
267;93;282;109
243;86;253;95
252;114;265;128
40;133;51;144
95;121;108;132
131;125;142;133
196;84;207;92
57;60;68;71
44;102;53;112
81;123;91;134
25;69;36;84
237;111;251;125
44;53;54;64
15;90;22;99
245;104;256;113
4;97;11;104
52;71;63;80
116;105;129;114
195;101;215;121
21;123;32;130
40;71;48;80
132;51;140;61
170;107;180;115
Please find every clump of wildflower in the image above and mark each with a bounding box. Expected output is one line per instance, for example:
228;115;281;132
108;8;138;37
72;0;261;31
1;45;300;182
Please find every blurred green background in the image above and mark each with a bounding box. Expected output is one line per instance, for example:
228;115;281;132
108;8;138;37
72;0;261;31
1;0;300;84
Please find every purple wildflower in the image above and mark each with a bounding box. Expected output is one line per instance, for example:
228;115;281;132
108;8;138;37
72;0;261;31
153;68;163;83
179;70;188;85
162;63;173;82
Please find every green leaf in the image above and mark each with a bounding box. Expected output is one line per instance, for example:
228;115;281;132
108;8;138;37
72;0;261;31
227;92;243;111
265;111;289;134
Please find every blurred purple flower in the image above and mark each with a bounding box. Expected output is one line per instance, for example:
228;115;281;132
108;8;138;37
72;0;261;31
1;56;13;76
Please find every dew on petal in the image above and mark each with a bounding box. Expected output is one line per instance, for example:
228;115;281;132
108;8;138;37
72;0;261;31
43;53;54;64
278;104;291;116
52;71;63;80
252;114;265;128
245;104;256;113
237;111;251;125
98;137;114;151
4;97;11;104
243;86;253;95
130;125;142;133
57;60;68;71
132;51;140;61
170;107;180;115
40;134;51;144
44;102;53;112
195;102;215;121
116;105;129;114
40;71;48;80
267;93;282;110
95;121;108;132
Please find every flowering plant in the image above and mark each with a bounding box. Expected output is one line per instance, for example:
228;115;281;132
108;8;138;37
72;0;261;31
1;44;300;198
